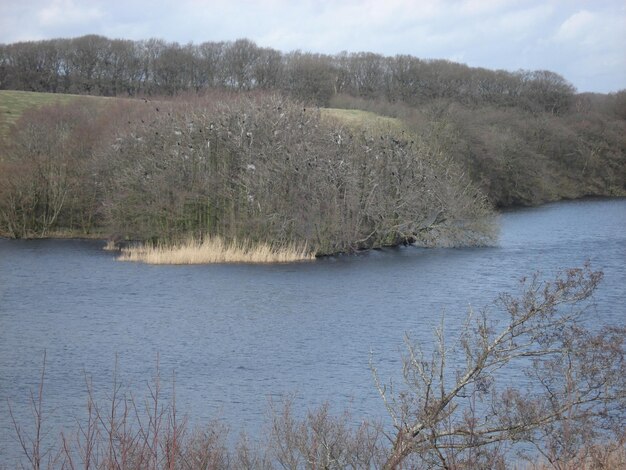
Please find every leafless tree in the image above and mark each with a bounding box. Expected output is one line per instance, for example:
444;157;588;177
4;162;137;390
373;264;625;469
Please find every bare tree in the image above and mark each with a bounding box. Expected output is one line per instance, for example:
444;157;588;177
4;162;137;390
283;52;337;106
8;352;50;470
223;39;261;91
268;399;385;469
373;264;625;469
518;70;576;115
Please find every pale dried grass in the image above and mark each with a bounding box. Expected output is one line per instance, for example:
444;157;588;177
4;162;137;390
102;239;119;251
118;236;315;264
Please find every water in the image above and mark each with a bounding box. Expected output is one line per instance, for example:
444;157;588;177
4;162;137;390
1;198;625;464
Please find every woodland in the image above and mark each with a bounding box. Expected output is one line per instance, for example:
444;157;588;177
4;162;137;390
0;35;624;253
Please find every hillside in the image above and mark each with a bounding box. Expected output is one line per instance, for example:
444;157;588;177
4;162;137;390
0;90;109;137
0;91;405;137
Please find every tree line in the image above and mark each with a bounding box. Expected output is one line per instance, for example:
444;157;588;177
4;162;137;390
1;35;577;113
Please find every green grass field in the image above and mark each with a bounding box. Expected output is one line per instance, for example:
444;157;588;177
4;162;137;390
0;90;108;136
321;107;406;133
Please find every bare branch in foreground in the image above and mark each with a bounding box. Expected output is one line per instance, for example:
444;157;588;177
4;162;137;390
376;264;625;469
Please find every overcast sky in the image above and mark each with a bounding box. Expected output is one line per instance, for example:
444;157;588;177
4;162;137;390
1;0;624;93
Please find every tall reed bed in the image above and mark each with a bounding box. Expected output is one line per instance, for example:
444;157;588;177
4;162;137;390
117;237;315;264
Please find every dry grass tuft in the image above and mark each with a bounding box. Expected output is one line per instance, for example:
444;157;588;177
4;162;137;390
118;236;315;264
103;239;119;251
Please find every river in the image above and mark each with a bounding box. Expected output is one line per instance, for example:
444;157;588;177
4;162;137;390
0;198;625;464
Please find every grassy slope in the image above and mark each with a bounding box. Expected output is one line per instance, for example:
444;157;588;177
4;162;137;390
0;90;109;136
0;92;404;137
321;107;406;133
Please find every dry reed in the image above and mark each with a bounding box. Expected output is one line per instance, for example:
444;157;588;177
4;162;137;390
117;236;315;264
102;239;119;251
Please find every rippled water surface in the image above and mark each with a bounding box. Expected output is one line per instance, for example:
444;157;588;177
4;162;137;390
1;198;625;464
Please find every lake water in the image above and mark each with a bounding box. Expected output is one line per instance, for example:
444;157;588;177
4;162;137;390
1;198;625;465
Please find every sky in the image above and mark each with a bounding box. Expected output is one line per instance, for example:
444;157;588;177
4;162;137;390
0;0;624;93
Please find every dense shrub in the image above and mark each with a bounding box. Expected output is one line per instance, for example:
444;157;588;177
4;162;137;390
0;93;496;253
102;94;495;253
0;99;142;238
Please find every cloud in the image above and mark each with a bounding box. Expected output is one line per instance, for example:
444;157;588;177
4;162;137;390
37;0;104;27
458;0;518;15
554;10;594;41
554;9;624;48
487;4;554;37
530;4;625;92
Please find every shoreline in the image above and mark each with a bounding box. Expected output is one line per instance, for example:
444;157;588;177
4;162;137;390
2;195;624;263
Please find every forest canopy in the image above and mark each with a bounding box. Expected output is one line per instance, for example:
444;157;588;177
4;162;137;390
0;35;581;113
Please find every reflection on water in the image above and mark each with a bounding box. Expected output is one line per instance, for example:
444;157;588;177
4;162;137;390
1;198;625;464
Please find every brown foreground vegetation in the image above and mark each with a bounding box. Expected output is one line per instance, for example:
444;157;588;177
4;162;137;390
529;444;626;470
6;265;625;469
